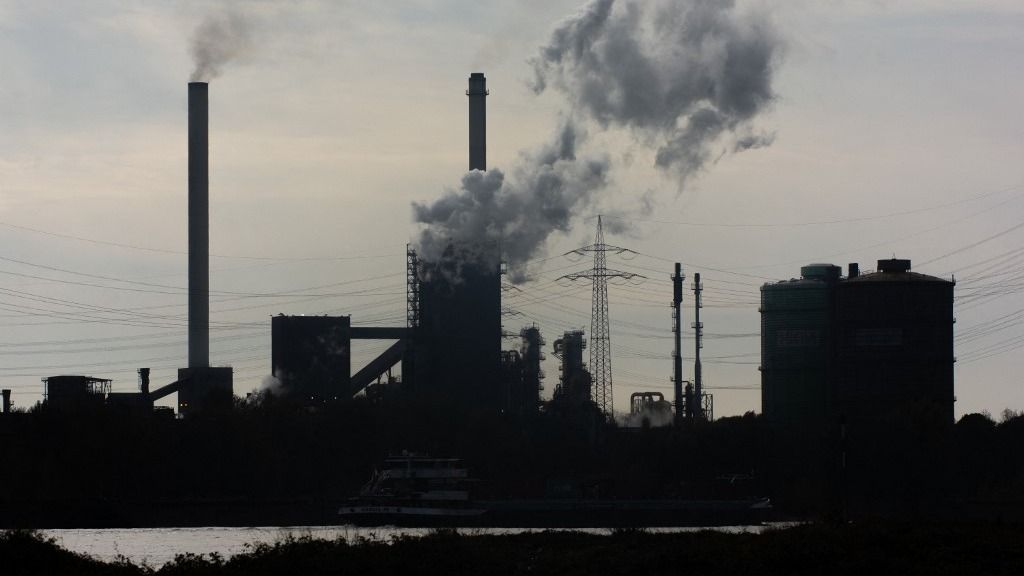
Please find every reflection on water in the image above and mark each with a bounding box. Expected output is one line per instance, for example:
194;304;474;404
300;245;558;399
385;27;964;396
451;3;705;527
44;525;774;568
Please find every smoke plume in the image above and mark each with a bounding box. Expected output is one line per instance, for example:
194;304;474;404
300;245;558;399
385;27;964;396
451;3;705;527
531;0;781;186
189;11;253;82
413;121;609;283
414;0;781;278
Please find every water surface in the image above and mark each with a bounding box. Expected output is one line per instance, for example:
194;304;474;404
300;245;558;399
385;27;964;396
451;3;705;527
44;525;773;568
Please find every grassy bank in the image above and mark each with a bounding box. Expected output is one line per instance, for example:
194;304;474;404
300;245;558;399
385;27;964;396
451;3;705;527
3;523;1023;575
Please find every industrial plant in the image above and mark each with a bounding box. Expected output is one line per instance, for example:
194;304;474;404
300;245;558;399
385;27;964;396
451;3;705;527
0;70;968;523
0;73;958;437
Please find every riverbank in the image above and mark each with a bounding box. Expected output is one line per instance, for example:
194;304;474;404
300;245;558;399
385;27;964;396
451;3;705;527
4;522;1024;575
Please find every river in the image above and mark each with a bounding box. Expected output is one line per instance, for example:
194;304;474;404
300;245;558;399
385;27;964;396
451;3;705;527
42;525;774;567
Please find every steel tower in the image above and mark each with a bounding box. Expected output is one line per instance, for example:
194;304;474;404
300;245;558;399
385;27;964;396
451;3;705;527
560;216;642;415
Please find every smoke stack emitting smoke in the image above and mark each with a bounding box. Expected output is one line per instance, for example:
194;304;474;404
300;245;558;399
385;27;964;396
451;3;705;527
185;9;253;367
188;82;209;368
189;11;252;82
414;0;781;282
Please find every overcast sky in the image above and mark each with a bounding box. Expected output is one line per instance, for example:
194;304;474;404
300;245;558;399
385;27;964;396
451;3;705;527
0;0;1022;418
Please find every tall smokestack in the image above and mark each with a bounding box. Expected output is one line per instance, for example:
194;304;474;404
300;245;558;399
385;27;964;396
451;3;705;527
2;389;10;414
188;82;209;368
467;72;487;171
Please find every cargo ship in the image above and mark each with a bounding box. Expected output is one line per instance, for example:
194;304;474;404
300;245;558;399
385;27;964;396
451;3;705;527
338;454;487;526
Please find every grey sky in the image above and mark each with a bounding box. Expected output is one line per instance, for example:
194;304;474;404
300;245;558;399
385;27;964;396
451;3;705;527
0;0;1022;418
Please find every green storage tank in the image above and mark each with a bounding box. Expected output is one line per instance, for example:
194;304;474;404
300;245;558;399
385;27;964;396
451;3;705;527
760;264;840;429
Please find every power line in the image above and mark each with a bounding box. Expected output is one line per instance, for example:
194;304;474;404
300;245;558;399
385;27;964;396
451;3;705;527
0;218;403;261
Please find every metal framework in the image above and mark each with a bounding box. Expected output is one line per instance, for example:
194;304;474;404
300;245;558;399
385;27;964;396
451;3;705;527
559;216;643;416
406;244;419;329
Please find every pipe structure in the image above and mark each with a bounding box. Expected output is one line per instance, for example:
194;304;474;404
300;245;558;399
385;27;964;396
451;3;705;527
2;389;10;414
467;72;487;171
692;272;703;419
672;263;684;424
138;368;151;396
188;82;209;368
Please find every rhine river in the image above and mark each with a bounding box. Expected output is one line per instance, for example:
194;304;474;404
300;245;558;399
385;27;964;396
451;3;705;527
43;525;772;567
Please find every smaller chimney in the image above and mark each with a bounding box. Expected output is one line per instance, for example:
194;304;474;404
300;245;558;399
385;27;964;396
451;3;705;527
848;263;859;279
138;368;151;396
2;389;11;414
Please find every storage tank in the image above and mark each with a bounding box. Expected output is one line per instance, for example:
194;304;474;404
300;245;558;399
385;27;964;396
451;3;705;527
834;259;955;426
760;264;839;429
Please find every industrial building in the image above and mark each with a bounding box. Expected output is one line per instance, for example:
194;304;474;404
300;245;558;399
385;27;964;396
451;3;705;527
41;372;155;416
261;73;538;415
552;330;592;406
760;258;955;428
412;243;503;408
43;376;111;411
271;315;352;402
761;258;955;515
499;326;545;414
28;73;537;418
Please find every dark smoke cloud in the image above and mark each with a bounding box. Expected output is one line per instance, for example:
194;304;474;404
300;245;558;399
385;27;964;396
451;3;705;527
531;0;781;186
189;11;253;82
413;121;610;283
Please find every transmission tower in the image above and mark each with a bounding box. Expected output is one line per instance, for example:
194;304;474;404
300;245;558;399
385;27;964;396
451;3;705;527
559;216;643;415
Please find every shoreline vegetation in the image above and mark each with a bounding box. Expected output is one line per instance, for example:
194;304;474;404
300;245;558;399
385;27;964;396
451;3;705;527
4;523;1024;575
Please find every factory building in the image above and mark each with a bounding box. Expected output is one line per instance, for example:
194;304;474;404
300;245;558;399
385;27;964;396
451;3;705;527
413;243;503;409
42;372;156;415
43;376;111;412
271;315;352;402
259;74;526;414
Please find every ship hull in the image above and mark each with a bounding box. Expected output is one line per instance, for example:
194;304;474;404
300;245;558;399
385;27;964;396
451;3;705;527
338;498;772;528
338;504;488;527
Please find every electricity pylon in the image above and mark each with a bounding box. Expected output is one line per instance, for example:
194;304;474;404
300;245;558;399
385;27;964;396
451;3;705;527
559;216;643;416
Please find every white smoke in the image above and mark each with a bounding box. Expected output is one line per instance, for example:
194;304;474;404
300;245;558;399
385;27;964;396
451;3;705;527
531;0;782;187
414;0;782;278
189;10;253;82
623;403;674;428
413;120;610;283
259;371;286;396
